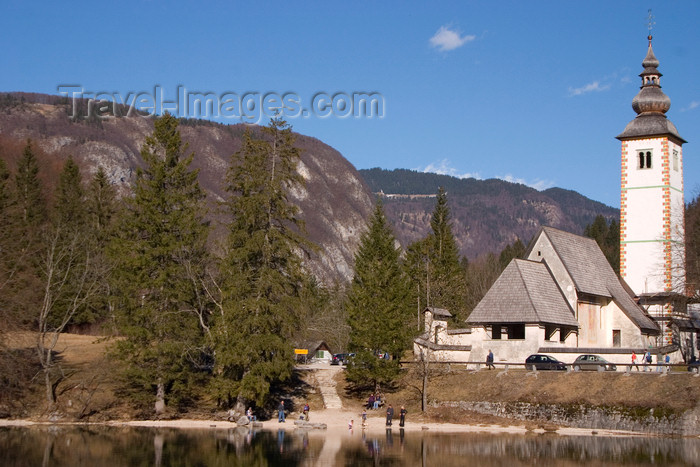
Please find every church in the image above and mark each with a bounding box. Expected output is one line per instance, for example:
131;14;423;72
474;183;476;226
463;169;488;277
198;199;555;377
414;32;694;367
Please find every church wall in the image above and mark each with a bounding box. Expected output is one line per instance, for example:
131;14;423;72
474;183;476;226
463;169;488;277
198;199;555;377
412;342;471;363
526;234;577;310
468;325;565;365
621;136;683;295
610;301;651;348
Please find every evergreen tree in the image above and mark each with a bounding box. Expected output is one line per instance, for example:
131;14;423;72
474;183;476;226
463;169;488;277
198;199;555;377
11;141;47;326
584;215;620;274
0;157;15;313
36;157;104;408
54;157;86;226
686;195;700;301
45;156;90;328
109;114;210;414
498;238;526;270
15;140;45;226
87;166;117;238
212;118;315;410
406;187;467;320
346;199;412;391
80;166;118;325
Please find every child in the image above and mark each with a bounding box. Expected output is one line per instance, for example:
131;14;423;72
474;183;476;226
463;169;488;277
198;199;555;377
361;409;367;428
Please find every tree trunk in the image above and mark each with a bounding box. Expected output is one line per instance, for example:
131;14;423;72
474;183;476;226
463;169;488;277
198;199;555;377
421;368;428;412
155;381;166;415
234;395;246;416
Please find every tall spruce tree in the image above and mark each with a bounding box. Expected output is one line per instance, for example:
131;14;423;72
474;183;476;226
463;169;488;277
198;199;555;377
12;141;46;327
685;195;700;301
406;187;467;320
213;118;314;411
110;114;210;414
346;199;412;391
35;156;104;408
15;140;45;226
87;166;117;237
584;215;620;274
81;166;118;325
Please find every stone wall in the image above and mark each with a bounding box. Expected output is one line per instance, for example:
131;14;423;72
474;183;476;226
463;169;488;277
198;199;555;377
438;400;700;436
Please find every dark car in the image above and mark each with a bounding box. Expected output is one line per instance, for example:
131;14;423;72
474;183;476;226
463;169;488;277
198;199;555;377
331;353;347;365
573;354;617;371
688;358;700;372
525;354;567;371
331;353;355;365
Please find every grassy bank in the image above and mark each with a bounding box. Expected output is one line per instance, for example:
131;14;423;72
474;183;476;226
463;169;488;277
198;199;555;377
5;333;700;426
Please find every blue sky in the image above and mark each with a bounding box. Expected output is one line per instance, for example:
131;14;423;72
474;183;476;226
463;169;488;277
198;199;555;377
2;1;699;207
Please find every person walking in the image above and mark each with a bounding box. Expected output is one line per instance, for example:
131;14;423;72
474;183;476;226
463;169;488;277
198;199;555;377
631;352;639;371
386;404;394;426
486;350;495;370
278;400;286;423
399;406;407;427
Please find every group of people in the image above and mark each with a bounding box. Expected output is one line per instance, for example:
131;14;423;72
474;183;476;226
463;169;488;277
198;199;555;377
384;404;407;427
276;400;311;423
366;393;383;410
631;351;670;371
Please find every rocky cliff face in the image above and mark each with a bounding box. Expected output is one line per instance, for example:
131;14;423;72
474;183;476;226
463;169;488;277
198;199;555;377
0;94;374;284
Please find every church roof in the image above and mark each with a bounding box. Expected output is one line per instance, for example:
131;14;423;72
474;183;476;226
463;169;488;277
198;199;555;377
534;227;659;334
467;259;579;327
425;307;452;318
617;35;685;144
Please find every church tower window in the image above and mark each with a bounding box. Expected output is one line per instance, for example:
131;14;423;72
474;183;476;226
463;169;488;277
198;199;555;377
638;150;652;169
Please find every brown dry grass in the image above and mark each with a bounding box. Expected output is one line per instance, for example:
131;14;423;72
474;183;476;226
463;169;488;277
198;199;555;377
7;334;700;425
335;366;700;425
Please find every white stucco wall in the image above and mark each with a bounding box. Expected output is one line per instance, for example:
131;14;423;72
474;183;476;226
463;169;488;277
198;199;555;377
526;234;577;310
621;137;685;295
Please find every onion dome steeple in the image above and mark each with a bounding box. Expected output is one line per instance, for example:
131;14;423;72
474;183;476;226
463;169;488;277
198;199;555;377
617;35;685;143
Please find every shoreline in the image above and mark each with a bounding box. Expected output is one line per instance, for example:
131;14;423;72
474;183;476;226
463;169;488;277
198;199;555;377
0;408;652;438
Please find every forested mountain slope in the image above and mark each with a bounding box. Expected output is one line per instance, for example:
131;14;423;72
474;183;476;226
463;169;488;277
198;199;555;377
359;168;619;260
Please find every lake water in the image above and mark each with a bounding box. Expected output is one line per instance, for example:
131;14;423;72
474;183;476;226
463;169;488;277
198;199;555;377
2;425;700;466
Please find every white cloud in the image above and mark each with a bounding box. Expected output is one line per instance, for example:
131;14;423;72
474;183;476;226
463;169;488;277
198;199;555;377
568;80;611;96
415;159;480;179
496;174;554;191
429;26;475;52
681;101;700;112
416;160;554;191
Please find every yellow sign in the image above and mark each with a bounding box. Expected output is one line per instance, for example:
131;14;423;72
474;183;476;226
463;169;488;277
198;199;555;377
294;349;308;355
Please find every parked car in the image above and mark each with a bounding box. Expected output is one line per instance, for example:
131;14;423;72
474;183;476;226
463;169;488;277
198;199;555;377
525;354;567;371
688;358;700;372
573;354;617;371
331;353;347;365
331;353;355;365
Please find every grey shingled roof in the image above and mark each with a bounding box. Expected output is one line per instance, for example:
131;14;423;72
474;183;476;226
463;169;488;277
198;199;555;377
425;307;452;318
467;259;578;327
536;227;659;334
617;113;685;143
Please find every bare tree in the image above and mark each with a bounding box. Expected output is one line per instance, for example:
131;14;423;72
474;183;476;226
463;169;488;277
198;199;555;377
36;224;104;410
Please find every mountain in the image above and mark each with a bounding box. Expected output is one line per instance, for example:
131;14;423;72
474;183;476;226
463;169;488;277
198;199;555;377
0;93;374;284
0;93;619;283
359;168;619;260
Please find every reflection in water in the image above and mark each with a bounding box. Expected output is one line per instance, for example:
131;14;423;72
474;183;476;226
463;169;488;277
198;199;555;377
1;426;700;466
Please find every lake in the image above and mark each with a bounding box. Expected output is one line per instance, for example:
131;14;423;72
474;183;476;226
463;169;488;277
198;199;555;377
2;425;699;466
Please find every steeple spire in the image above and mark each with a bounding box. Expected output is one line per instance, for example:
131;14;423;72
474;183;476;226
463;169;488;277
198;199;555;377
616;31;685;143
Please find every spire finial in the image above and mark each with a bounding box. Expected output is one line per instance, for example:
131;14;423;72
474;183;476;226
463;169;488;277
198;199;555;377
647;9;655;44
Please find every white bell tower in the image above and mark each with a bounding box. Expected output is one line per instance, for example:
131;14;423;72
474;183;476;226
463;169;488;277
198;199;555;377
616;33;687;344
